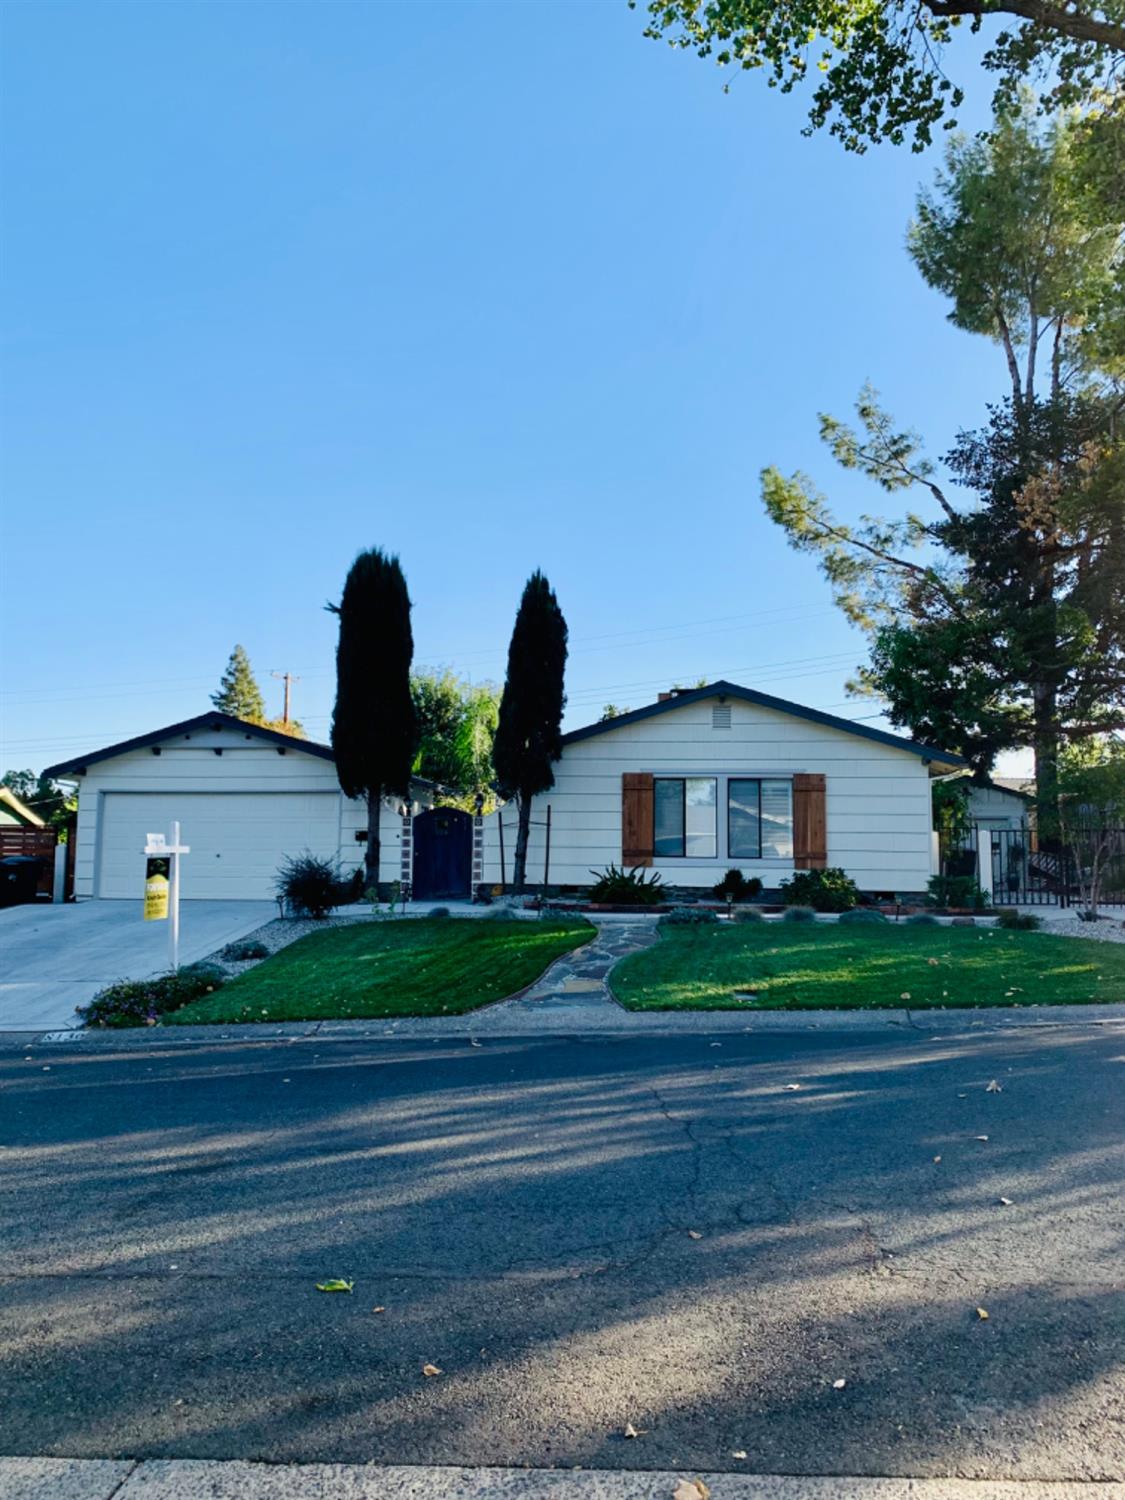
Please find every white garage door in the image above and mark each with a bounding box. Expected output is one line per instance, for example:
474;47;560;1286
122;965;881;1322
98;792;341;900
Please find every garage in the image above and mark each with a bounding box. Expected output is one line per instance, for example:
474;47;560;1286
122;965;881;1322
97;790;341;900
44;711;432;901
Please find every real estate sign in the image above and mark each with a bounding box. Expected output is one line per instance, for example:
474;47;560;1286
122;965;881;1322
144;856;170;920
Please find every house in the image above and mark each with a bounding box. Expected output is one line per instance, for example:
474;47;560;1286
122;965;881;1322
42;713;432;901
0;787;47;828
965;776;1034;832
481;681;966;897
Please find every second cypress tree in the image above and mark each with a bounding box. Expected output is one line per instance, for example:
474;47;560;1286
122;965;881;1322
493;571;568;891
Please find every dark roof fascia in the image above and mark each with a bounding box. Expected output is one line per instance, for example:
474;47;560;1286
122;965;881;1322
43;713;336;778
44;712;438;794
560;680;967;767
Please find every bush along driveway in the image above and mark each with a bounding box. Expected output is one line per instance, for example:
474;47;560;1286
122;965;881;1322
164;916;594;1025
610;922;1125;1012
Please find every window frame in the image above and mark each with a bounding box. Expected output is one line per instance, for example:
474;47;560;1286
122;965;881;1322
727;776;763;861
644;771;799;865
653;774;719;859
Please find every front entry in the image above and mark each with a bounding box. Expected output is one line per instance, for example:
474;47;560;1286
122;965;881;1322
411;806;473;900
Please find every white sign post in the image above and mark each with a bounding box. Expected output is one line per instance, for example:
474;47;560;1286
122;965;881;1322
144;822;191;970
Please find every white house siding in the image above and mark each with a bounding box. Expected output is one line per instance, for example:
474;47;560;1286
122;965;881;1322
480;696;937;893
72;726;413;899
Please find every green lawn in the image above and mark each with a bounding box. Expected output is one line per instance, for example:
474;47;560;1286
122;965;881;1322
167;916;594;1024
610;922;1125;1011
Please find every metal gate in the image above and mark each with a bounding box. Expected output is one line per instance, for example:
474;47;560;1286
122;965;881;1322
940;823;1125;908
411;807;473;900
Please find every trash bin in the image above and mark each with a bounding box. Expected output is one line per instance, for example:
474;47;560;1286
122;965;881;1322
0;856;43;907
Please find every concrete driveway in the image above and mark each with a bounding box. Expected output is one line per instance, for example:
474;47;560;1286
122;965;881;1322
0;900;276;1031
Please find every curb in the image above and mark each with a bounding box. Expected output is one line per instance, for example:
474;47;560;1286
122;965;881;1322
0;1457;1116;1500
9;1001;1125;1048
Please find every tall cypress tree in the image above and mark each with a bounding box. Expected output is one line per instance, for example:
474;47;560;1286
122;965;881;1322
212;645;266;722
330;549;418;891
493;571;568;890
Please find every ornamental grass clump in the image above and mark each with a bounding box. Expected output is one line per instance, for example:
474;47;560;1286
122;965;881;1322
781;905;817;923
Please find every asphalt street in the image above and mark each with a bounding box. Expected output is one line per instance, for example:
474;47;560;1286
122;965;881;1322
1;1026;1122;1481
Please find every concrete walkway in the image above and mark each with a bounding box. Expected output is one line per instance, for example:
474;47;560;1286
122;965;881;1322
0;900;276;1030
1;1457;1112;1499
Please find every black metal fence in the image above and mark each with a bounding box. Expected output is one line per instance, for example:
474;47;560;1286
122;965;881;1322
939;823;1125;908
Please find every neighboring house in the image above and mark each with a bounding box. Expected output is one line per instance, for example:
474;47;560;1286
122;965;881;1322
43;713;432;901
481;681;965;896
0;787;47;828
966;776;1034;832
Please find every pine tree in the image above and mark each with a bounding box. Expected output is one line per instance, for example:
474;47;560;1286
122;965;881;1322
212;645;266;722
493;571;568;890
330;549;418;890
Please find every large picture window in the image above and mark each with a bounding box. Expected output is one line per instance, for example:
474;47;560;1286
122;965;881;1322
654;777;717;858
728;778;794;860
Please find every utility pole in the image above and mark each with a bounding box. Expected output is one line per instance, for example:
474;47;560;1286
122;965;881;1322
271;670;300;726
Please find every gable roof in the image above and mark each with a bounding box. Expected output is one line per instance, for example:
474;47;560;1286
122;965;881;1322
43;711;436;790
42;712;338;778
0;786;47;827
561;680;966;767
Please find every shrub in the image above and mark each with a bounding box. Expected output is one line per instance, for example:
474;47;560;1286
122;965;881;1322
731;905;764;923
587;864;665;905
427;906;451;919
996;909;1042;931
838;907;889;924
906;912;940;926
219;938;269;962
926;874;987;911
778;867;859;912
659;906;719;926
79;964;225;1028
711;869;762;902
276;852;344;919
781;905;817;923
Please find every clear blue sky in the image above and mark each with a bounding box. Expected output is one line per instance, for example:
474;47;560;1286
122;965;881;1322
1;0;1023;774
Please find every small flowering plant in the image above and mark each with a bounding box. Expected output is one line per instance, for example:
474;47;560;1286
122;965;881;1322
79;964;226;1028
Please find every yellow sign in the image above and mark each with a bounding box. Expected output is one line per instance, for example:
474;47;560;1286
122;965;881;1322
144;857;170;921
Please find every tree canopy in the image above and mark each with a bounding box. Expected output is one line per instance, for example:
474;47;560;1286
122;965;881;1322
637;0;1125;151
759;105;1123;821
411;669;500;806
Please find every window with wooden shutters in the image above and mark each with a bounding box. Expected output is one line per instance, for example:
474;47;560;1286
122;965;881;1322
621;772;654;867
792;773;827;869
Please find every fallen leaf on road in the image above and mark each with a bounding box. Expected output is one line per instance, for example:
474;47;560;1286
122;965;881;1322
784;1083;802;1091
315;1280;354;1293
422;1363;442;1377
975;1135;989;1142
986;1080;1002;1092
832;1378;847;1389
732;1451;747;1459
673;1482;710;1500
933;1155;942;1163
998;1197;1013;1206
976;1307;990;1320
372;1306;386;1313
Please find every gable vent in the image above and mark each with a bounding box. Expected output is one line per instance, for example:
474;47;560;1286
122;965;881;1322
711;705;732;730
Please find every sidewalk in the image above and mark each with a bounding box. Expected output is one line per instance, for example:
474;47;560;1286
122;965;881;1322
3;1457;1114;1500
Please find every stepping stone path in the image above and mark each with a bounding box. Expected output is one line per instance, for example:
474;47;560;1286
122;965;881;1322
492;917;659;1023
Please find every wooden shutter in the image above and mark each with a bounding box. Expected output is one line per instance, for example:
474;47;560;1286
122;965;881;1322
792;773;827;869
621;772;654;868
